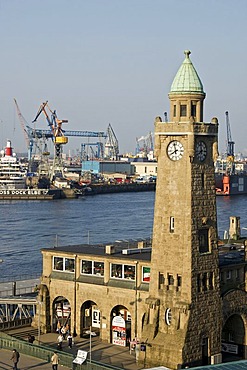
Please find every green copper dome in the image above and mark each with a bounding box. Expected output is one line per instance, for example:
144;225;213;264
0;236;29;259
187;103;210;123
170;50;204;94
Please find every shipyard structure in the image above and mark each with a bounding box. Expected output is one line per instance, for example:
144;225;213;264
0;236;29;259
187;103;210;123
37;51;247;369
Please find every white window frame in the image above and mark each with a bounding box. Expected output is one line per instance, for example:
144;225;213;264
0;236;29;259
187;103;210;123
53;256;75;273
110;263;136;280
81;260;104;276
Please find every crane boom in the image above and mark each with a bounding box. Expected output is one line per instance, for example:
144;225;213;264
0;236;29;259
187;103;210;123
225;111;235;159
13;98;30;149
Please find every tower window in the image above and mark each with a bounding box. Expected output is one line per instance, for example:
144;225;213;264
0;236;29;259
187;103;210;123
173;105;176;117
180;105;187;117
201;173;205;188
191;104;196;117
208;272;214;290
177;275;182;287
159;272;165;289
170;216;175;233
198;229;209;253
168;274;174;285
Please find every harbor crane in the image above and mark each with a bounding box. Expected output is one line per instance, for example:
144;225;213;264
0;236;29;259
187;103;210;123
32;101;68;181
14;99;49;171
104;123;119;160
225;111;235;174
136;132;153;157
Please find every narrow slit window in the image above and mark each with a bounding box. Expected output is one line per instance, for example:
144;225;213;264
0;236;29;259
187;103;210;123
170;216;175;233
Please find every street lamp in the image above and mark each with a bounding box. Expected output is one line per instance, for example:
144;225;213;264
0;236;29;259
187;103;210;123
37;298;43;344
73;254;77;337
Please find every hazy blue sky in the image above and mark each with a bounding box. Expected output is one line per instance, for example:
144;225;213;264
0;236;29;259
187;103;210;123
0;0;246;155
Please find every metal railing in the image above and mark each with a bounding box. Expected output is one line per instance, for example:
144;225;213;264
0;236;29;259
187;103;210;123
0;332;122;370
0;273;41;283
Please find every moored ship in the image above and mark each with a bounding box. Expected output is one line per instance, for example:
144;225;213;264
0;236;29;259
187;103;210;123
215;158;247;195
0;140;27;189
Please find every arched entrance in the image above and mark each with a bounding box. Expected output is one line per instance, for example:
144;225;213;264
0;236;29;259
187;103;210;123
52;296;71;333
110;305;131;347
80;300;100;337
222;314;245;361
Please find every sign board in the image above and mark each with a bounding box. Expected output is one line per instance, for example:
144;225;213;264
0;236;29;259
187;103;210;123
221;342;238;354
112;316;126;346
73;350;87;365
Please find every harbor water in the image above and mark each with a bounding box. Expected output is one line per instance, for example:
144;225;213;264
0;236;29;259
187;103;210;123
1;192;247;280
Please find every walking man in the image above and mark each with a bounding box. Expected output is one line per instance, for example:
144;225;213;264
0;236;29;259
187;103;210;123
10;349;20;370
67;332;73;349
51;351;59;370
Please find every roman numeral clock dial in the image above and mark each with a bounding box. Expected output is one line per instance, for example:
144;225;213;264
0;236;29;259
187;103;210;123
167;140;184;161
195;141;207;162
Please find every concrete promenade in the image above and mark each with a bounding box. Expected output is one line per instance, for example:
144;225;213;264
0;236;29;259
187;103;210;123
39;332;142;370
0;347;71;369
1;331;143;370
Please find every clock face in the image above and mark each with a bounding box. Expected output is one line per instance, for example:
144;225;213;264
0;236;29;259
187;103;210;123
196;141;207;162
167;140;184;161
165;308;172;326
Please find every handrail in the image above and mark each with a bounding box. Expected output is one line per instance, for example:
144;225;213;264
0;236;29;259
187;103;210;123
0;273;41;283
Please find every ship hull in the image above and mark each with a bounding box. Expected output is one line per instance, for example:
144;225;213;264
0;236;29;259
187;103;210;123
215;173;247;195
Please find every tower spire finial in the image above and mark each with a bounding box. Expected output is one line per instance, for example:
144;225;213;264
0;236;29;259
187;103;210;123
184;50;191;58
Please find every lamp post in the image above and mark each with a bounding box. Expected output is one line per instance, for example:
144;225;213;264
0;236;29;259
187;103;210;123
73;255;77;337
135;261;138;339
37;298;42;344
89;325;92;363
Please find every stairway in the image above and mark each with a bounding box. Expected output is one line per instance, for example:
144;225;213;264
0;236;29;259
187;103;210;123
5;325;39;341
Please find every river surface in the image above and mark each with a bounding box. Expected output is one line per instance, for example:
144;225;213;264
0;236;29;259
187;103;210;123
1;192;247;280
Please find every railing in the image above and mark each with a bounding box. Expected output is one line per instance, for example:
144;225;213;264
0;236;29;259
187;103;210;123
0;318;32;331
0;332;122;370
0;273;41;283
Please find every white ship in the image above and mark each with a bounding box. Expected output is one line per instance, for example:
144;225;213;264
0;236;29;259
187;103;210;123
0;140;27;189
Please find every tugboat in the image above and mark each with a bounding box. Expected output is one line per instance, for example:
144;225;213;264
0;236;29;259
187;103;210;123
0;140;27;189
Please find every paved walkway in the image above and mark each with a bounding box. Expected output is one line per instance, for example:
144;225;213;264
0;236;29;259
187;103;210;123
2;330;143;370
0;347;71;369
39;332;142;370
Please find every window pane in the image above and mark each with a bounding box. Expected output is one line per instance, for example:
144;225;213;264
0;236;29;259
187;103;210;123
180;105;187;117
124;265;135;280
65;258;75;272
191;104;196;117
111;264;122;278
54;257;63;271
94;261;104;276
81;260;92;274
199;229;209;253
142;267;150;282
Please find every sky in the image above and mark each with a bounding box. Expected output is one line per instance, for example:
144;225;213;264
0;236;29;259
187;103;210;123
0;0;246;156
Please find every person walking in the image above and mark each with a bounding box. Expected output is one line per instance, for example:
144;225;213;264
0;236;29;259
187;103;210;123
51;351;59;370
10;349;20;370
57;333;63;350
67;333;73;349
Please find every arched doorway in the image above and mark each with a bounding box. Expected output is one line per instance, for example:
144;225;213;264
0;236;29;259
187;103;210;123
222;314;245;361
80;300;100;337
110;305;131;347
52;296;71;333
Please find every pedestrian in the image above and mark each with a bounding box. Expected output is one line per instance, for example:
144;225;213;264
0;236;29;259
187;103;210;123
57;333;63;350
51;351;59;370
61;325;67;339
27;333;35;343
10;349;20;370
67;333;73;349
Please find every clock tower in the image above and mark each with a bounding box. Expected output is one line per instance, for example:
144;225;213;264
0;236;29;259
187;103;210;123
142;51;222;369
